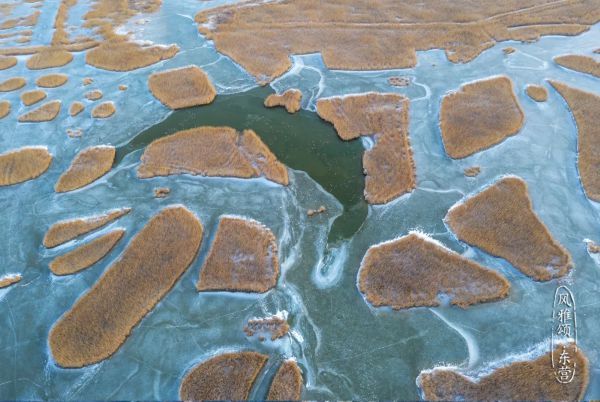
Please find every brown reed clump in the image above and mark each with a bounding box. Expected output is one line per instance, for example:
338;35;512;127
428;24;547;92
85;40;179;72
555;54;600;78
440;75;524;158
118;84;127;91
197;216;279;293
49;229;125;275
464;166;481;177
0;10;39;30
18;100;61;122
388;76;410;87
21;89;47;106
91;101;115;118
0;77;26;92
418;343;589;401
526;84;548;102
503;46;516;55
0;147;52;186
588;241;600;253
549;81;600;202
26;48;73;69
69;101;84;116
137;126;289;185
244;314;289;341
35;73;68;88
317;92;415;204
153;187;170;198
446;176;572;281
0;273;22;289
195;1;600;83
359;233;510;309
55;145;115;192
267;360;303;401
179;351;268;401
82;77;93;85
148;65;216;109
0;100;10;119
84;89;103;101
43;207;131;248
49;206;203;368
0;55;17;70
264;89;302;113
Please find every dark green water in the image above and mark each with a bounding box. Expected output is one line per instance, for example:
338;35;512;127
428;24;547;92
116;86;367;242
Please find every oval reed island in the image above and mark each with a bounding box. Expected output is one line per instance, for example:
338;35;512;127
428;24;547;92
69;101;84;116
49;229;125;276
0;100;9;119
526;84;548;102
18;100;61;122
440;76;524;158
84;89;103;101
21;89;46;106
417;344;589;400
197;216;279;293
49;206;203;367
91;101;116;118
137;126;289;185
43;207;130;248
0;146;52;186
358;232;510;310
26;48;72;69
554;54;600;78
195;0;600;83
264;89;302;113
179;351;268;401
446;176;572;281
549;80;600;202
267;360;304;401
35;73;68;88
317;92;415;204
55;145;115;192
148;65;216;109
0;55;17;70
0;77;26;92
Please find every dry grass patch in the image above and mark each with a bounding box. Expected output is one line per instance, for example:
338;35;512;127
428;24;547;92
446;176;572;281
43;207;130;248
550;81;600;202
440;76;524;158
138;126;288;185
555;54;600;78
267;360;303;401
55;145;115;192
18;100;61;122
86;40;178;72
359;233;509;309
418;343;589;401
49;206;203;367
0;100;10;119
317;93;415;204
69;101;84;116
244;314;289;341
85;89;102;100
91;101;115;118
0;146;51;186
526;84;548;102
49;229;125;275
464;166;481;177
36;73;68;88
197;216;279;293
195;0;600;83
0;55;16;70
264;89;302;113
148;65;216;109
0;273;21;289
26;48;73;69
0;77;25;92
179;351;268;401
21;89;46;106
